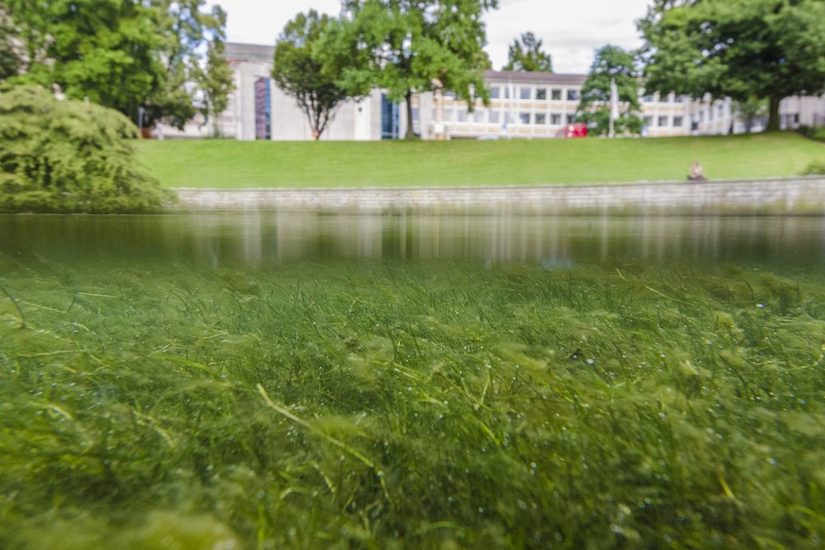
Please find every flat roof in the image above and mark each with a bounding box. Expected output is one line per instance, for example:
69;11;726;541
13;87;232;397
485;70;587;86
224;42;275;64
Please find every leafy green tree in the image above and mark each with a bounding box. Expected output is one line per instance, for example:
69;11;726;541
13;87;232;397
639;0;825;132
734;97;767;134
331;0;497;139
502;32;552;72
201;39;234;136
273;11;355;141
143;0;231;129
4;0;231;130
0;9;22;81
576;45;643;136
0;85;171;213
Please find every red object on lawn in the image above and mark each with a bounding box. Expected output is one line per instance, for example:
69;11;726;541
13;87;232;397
556;123;588;138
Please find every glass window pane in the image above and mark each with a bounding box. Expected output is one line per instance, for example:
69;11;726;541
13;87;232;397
520;87;532;100
566;89;579;101
536;88;547;100
535;113;546;125
551;88;562;100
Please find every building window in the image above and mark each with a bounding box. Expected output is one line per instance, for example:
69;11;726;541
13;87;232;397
520;87;532;100
457;109;467;122
699;111;705;122
566;114;576;124
551;88;562;100
674;95;685;103
658;116;669;127
673;116;684;127
519;112;531;124
708;107;714;121
504;87;511;99
536;88;547;100
489;111;500;124
551;113;562;125
535;113;546;125
566;89;579;101
643;116;653;127
474;110;485;123
489;86;500;99
642;94;655;103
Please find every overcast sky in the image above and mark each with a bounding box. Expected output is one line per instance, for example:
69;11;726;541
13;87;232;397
210;0;652;74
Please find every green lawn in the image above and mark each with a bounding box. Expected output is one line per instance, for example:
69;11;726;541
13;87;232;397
135;133;825;188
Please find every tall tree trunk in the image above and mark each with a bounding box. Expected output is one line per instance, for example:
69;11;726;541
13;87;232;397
766;96;781;132
404;90;415;140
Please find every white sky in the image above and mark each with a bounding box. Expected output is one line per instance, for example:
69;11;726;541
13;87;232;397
211;0;651;73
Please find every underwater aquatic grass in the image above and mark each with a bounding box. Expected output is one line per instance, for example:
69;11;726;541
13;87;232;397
1;254;824;548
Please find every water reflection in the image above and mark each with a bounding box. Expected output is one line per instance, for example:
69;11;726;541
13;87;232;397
1;211;824;268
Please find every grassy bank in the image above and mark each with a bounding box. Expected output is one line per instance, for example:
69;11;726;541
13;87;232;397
2;255;825;548
135;133;825;188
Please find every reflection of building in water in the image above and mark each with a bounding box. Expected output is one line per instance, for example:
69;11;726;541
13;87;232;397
183;211;825;268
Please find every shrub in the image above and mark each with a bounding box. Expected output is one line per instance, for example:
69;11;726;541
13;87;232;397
798;125;825;142
0;85;172;213
802;160;825;175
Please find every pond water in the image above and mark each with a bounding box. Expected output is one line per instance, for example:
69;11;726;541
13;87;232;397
2;212;825;268
2;212;825;548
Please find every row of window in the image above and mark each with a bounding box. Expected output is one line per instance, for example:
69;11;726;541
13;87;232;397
641;94;686;104
643;115;684;128
438;111;687;128
696;103;729;122
488;86;580;102
486;87;690;104
442;109;579;126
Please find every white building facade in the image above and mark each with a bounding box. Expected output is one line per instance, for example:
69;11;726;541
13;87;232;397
161;42;825;141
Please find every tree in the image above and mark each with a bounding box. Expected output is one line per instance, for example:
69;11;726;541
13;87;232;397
0;85;171;212
197;8;233;135
331;0;497;139
4;0;232;130
576;45;643;136
502;32;552;72
272;11;354;140
734;97;767;134
0;9;22;81
639;0;825;132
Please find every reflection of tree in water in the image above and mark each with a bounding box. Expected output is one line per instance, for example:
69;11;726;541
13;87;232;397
178;210;825;268
1;212;823;269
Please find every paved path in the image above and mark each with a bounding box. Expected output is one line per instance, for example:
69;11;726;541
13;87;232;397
173;177;825;215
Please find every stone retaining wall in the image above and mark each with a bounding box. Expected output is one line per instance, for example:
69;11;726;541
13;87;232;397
173;177;825;215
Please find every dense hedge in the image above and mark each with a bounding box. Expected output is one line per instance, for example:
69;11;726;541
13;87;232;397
0;85;172;213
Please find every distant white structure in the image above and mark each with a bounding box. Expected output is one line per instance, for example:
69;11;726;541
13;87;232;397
157;42;825;141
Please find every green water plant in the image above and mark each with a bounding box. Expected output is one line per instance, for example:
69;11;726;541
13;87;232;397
1;255;824;548
0;85;172;213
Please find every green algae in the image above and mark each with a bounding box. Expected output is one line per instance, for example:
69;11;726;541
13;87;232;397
1;255;824;549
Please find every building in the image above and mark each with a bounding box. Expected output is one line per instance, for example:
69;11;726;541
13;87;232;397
158;42;825;141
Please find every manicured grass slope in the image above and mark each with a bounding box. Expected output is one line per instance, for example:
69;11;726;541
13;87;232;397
135;133;825;188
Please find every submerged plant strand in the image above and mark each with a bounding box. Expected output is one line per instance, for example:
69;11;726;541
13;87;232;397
1;254;824;548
